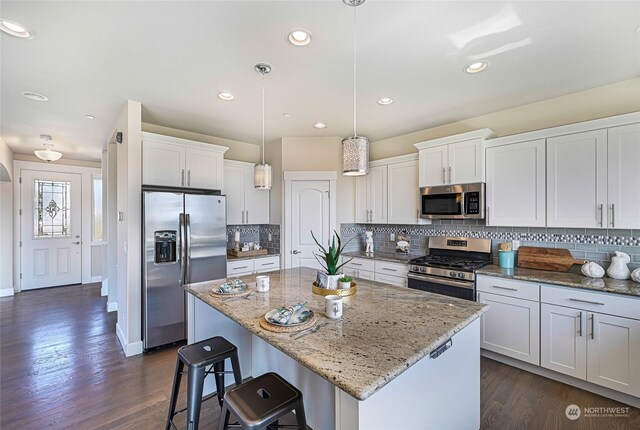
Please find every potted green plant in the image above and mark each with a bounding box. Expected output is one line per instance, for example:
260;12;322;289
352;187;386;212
311;230;354;289
338;275;352;290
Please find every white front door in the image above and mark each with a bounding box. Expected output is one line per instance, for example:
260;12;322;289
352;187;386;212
290;180;330;269
20;170;82;290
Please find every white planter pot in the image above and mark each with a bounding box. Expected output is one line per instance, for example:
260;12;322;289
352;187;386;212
339;281;352;290
316;272;343;289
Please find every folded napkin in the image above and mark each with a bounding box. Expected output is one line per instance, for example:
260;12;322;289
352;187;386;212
217;278;247;294
268;302;307;325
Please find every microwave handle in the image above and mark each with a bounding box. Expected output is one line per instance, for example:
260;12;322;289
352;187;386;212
460;192;465;215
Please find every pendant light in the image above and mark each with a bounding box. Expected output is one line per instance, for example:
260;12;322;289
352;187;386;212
342;0;369;176
34;135;62;162
254;63;272;190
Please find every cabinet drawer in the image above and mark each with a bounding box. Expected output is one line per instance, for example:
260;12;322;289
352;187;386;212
375;272;407;288
375;260;409;278
354;270;375;281
541;285;640;320
227;260;254;276
343;257;375;273
254;256;280;273
476;275;540;301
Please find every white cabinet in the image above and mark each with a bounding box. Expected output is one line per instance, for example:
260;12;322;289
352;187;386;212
341;257;408;286
227;256;280;277
540;285;640;397
355;165;388;224
415;129;495;187
142;132;228;190
486;139;545;227
607;123;640;229
224;160;269;225
387;160;421;224
476;276;540;365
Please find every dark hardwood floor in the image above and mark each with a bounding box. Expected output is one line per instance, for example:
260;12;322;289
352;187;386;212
1;283;638;429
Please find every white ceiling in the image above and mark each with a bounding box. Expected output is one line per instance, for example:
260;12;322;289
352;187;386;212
2;1;639;162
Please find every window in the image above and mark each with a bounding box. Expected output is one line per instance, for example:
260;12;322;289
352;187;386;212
33;179;71;238
93;176;103;241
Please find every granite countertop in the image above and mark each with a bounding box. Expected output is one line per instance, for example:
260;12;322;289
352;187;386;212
342;250;417;264
185;267;487;401
476;265;640;297
227;252;280;261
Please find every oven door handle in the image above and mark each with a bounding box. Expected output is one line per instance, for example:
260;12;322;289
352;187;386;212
408;272;474;289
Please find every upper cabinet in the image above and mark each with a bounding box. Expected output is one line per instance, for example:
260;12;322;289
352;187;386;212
415;129;495;187
355;165;388;224
607;123;640;229
142;132;228;190
223;160;269;225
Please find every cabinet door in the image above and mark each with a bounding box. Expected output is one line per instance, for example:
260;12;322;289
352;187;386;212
607;123;640;229
368;165;388;224
142;140;185;187
223;164;246;225
486;140;545;227
587;312;640;397
387;160;420;224
419;146;447;187
540;304;587;379
448;139;483;184
478;292;540;365
185;147;224;190
547;130;607;228
244;168;270;225
354;175;369;223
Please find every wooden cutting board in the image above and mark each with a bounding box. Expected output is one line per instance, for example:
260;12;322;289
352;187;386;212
517;246;586;272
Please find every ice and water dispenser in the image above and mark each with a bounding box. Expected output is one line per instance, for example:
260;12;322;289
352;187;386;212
154;230;177;264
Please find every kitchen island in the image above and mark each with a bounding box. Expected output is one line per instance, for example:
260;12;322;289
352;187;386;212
186;267;487;430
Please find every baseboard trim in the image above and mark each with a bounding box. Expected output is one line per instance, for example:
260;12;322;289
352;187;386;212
0;288;14;297
107;301;118;312
481;349;640;408
100;284;107;296
116;322;143;357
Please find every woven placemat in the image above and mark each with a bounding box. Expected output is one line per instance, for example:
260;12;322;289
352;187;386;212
259;313;317;333
210;288;252;298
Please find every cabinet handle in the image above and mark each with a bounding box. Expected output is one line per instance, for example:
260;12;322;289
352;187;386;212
448;166;452;184
568;298;605;306
441;167;446;184
577;312;582;337
486;206;490;225
382;268;397;272
351;263;363;266
610;203;615;228
181;169;185;186
235;266;249;270
491;285;518;291
246;210;249;224
242;210;245;224
598;204;603;227
187;169;191;187
589;313;594;340
416;209;420;220
261;262;274;266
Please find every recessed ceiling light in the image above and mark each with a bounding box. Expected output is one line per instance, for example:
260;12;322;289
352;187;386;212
314;122;326;129
22;91;48;101
283;113;292;119
465;61;489;74
378;97;395;105
85;114;95;119
287;29;312;46
636;24;640;33
0;19;34;38
217;92;235;101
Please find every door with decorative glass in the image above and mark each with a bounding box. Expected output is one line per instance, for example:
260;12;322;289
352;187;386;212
20;170;82;290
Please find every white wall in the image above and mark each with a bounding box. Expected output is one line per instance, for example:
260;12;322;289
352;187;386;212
0;138;14;296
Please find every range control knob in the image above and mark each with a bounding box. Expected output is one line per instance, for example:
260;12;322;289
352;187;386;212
420;267;427;273
449;271;456;277
458;273;465;279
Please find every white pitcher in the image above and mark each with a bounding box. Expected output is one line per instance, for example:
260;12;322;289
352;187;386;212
606;251;631;280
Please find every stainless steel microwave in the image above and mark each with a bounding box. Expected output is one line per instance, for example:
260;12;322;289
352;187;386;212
420;182;485;220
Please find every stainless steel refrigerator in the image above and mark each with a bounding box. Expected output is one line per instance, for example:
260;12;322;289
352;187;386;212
142;188;226;350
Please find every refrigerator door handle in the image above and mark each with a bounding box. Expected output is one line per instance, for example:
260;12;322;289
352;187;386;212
185;213;192;284
179;213;186;286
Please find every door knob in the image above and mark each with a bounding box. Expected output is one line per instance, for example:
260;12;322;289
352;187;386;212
292;250;302;255
72;241;80;245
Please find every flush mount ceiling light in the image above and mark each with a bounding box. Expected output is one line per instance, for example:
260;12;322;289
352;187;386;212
34;135;62;162
377;97;395;105
465;61;489;74
342;0;369;177
217;91;235;101
84;114;95;119
22;91;48;102
314;122;327;129
283;113;292;119
287;29;312;46
0;19;34;38
254;63;272;190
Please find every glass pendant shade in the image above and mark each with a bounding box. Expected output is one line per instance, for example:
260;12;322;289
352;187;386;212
342;136;369;176
34;148;62;162
254;163;272;189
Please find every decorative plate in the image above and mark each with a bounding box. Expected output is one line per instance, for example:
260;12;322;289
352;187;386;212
211;279;249;295
265;307;315;327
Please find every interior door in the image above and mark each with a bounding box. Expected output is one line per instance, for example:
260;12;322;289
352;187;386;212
290;180;330;269
20;170;82;290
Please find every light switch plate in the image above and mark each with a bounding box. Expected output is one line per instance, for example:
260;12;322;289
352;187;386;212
511;240;521;250
390;233;395;241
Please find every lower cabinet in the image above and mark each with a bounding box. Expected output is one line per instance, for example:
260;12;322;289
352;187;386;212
227;256;280;278
341;257;407;287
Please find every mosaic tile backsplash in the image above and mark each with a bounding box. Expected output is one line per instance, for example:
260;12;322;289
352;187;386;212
227;224;280;254
340;220;640;271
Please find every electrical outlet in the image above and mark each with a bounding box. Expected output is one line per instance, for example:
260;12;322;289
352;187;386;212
512;240;521;250
268;233;272;241
390;233;395;241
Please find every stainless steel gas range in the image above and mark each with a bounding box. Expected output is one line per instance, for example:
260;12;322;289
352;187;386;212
408;237;492;301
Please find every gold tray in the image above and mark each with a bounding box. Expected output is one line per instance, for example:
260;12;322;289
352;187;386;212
312;281;357;297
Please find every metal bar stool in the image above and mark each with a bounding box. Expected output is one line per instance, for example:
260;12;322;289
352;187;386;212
219;372;307;430
166;336;243;430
